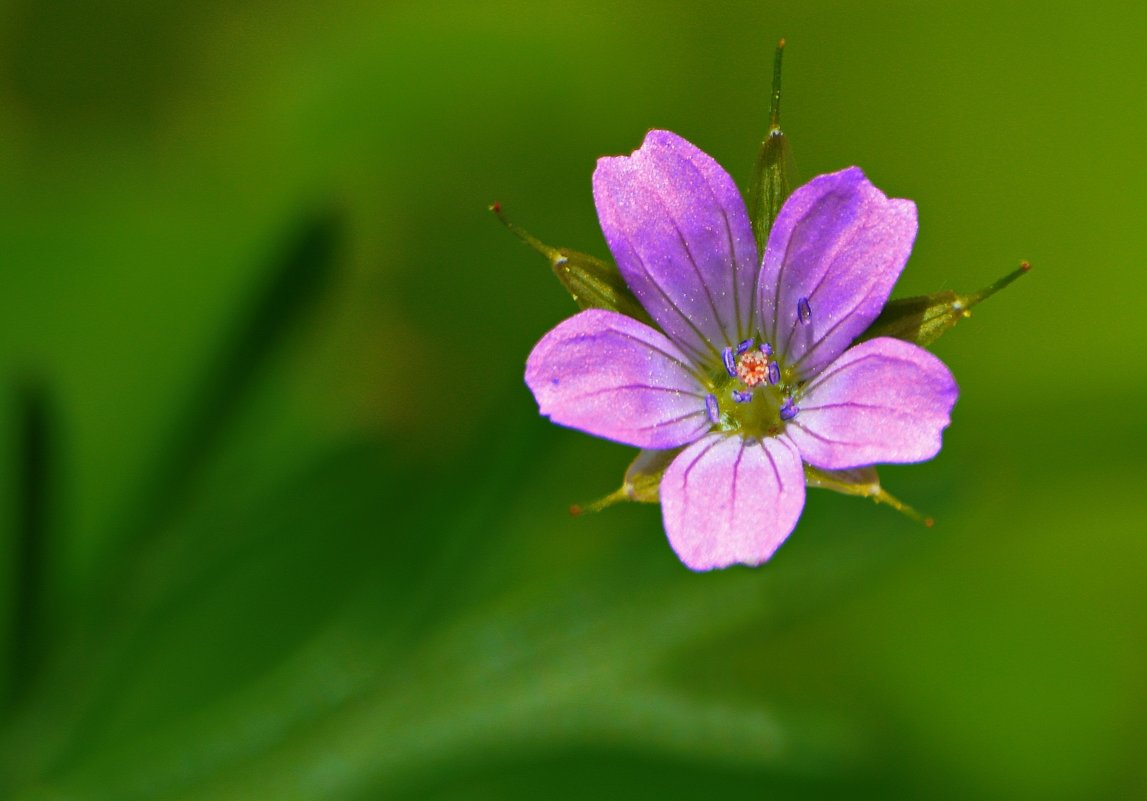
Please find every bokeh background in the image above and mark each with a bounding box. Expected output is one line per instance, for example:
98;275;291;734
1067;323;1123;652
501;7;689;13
2;1;1145;799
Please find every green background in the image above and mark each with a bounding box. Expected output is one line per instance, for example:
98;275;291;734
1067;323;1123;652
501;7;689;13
2;1;1144;798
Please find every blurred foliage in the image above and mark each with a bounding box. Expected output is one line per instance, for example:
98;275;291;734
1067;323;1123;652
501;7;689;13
1;1;1146;799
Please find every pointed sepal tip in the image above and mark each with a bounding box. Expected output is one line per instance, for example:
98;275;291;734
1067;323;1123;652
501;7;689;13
491;202;652;324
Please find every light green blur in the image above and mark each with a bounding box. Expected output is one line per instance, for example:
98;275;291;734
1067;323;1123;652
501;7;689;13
1;2;1144;799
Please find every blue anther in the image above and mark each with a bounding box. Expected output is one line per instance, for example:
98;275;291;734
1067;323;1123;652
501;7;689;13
705;394;721;424
767;361;781;385
731;389;753;404
797;297;812;324
722;346;737;376
779;397;799;421
759;342;773;357
736;338;754;355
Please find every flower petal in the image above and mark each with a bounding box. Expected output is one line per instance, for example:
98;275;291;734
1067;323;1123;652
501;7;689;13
758;167;917;380
785;337;958;469
593;130;759;369
661;433;806;571
525;309;711;449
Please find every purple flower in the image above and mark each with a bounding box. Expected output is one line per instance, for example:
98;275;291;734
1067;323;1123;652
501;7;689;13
525;130;957;571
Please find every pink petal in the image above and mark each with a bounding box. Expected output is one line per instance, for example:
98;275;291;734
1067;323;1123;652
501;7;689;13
593;130;759;369
785;337;958;470
525;309;710;449
757;167;917;380
661;433;806;571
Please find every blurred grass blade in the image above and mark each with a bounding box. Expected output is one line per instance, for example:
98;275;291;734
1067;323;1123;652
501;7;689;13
861;261;1031;347
4;380;55;711
491;203;653;325
111;210;343;559
748;39;799;253
805;465;932;526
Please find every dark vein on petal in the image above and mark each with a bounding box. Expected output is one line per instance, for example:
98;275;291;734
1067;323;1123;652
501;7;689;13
773;191;854;358
793;209;866;312
789;270;885;376
632;410;710;432
681;435;724;487
642;176;731;349
788;421;873;448
799;401;897;413
804;351;926;396
614;217;720;366
729;437;747;536
651;143;748;344
606;326;706;381
760;438;783;491
726;215;745;341
567;384;709;401
770;193;835;347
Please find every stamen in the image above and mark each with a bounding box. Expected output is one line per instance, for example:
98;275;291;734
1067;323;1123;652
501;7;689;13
722;346;737;377
705;394;721;424
797;297;812;324
767;361;781;385
736;338;754;355
779;397;799;421
759;342;773;357
732;389;753;404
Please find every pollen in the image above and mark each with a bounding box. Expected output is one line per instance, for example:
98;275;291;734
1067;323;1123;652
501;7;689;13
736;350;770;387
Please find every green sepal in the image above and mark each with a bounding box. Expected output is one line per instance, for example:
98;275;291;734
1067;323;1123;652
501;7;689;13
804;465;933;527
861;262;1031;348
491;203;653;326
747;39;799;254
570;447;682;516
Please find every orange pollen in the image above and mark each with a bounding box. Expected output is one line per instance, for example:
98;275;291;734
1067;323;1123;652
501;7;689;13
736;351;769;387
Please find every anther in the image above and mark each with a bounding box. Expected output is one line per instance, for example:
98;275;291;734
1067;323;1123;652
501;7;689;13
705;394;721;424
767;361;781;385
732;389;753;404
722;346;737;377
736;338;754;355
797;297;812;324
759;342;773;357
779;397;799;421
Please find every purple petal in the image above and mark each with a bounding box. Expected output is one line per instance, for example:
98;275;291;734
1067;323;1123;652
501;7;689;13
525;309;711;449
757;167;917;380
785;337;958;470
661;433;806;571
593;130;759;369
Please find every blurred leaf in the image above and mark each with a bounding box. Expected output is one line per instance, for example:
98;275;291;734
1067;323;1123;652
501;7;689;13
3;380;55;710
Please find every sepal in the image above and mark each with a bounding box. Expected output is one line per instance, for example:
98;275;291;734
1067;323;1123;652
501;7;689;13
860;261;1030;347
804;464;933;526
570;447;682;515
491;203;653;325
747;39;799;253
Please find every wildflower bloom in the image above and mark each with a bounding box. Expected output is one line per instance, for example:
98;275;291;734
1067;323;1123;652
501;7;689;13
525;130;957;570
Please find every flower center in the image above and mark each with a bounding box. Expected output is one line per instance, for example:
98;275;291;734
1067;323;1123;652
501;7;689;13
705;338;800;437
